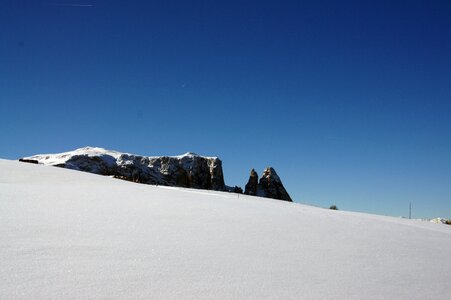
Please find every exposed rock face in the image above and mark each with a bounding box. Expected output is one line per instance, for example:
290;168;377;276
259;167;292;202
244;167;292;202
20;147;226;191
244;169;259;196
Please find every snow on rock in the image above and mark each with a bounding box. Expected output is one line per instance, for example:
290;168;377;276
21;146;226;191
430;217;450;225
1;159;450;299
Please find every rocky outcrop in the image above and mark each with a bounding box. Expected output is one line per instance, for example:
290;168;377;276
18;158;38;164
244;167;292;202
230;186;243;194
259;167;292;201
20;147;293;202
20;147;226;191
244;169;259;196
430;218;451;225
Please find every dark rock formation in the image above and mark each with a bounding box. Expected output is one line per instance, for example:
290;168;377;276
20;148;226;191
19;158;38;164
113;154;226;190
62;154;117;175
244;169;259;196
244;167;292;202
259;167;292;201
20;147;292;202
228;186;243;194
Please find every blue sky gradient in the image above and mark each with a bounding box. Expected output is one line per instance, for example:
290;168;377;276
1;0;450;218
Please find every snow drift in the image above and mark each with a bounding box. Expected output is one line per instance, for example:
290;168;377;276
1;159;450;299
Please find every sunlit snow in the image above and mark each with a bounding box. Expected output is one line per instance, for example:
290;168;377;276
1;159;450;299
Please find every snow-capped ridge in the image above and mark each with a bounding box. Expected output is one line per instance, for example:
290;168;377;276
21;146;226;191
181;152;199;157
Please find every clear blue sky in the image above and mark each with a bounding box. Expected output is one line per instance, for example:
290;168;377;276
1;0;450;219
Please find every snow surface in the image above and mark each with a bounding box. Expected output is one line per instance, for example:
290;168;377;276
24;146;124;166
1;159;450;299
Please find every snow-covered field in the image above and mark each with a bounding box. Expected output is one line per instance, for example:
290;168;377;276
1;159;450;299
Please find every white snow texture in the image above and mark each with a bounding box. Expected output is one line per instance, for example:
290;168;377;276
1;159;450;299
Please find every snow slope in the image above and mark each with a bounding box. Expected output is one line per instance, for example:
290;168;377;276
1;159;450;299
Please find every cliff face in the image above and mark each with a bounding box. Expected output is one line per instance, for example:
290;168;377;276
21;147;226;191
244;167;292;202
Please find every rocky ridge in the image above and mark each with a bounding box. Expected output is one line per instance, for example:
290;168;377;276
20;147;291;202
21;147;225;191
